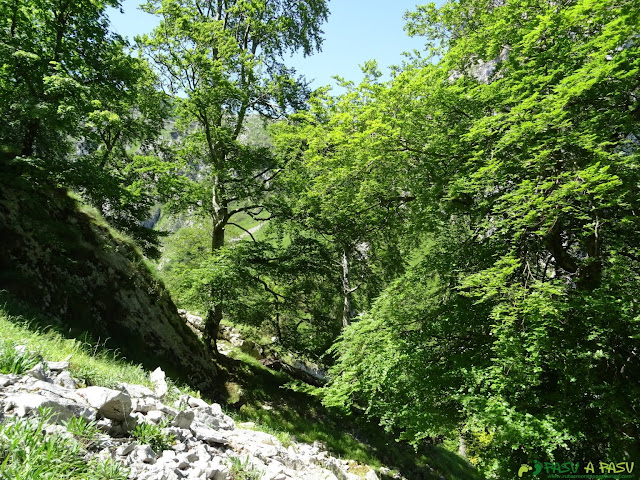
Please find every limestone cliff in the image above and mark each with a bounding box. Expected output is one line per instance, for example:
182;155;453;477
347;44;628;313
0;166;217;394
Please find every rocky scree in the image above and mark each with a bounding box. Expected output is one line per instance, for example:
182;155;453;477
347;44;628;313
0;354;383;480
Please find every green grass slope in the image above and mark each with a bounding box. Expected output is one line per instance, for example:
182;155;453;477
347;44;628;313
0;163;218;395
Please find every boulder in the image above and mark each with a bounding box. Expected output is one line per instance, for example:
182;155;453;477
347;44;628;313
4;392;95;422
190;421;229;445
193;403;235;431
150;367;169;399
171;410;194;429
77;386;132;421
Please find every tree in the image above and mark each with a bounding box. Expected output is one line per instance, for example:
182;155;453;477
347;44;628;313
1;0;122;159
322;0;640;476
138;0;329;354
0;0;170;255
271;66;413;334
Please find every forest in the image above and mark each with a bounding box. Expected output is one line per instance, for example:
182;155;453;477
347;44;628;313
1;0;639;478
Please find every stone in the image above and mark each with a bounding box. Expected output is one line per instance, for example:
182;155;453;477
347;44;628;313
54;370;77;389
187;395;209;409
150;367;169;399
77;386;132;421
146;409;165;423
365;468;380;480
193;404;235;431
45;361;70;371
26;363;48;381
190;421;229;445
0;373;19;387
118;382;156;398
131;444;157;464
132;396;158;413
4;392;95;422
171;410;194;429
116;442;138;456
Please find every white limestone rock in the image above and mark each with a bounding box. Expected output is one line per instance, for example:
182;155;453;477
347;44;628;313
77;386;132;421
150;367;169;399
190;421;229;445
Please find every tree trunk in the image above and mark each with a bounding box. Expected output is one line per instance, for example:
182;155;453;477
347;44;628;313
20;119;40;157
458;434;467;459
204;176;227;356
341;248;353;327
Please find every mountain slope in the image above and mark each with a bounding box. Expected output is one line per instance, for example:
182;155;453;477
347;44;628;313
0;162;218;394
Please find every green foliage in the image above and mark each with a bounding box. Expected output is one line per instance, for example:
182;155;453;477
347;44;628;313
0;409;128;480
0;0;171;257
316;0;640;477
138;0;329;351
62;417;102;450
131;422;175;453
228;455;262;480
0;340;40;374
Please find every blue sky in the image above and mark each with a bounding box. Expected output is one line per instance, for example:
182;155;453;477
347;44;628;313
107;0;435;91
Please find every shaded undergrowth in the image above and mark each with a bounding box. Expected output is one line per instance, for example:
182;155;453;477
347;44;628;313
218;349;480;480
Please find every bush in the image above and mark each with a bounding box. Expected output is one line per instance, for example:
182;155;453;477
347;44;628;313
229;455;262;480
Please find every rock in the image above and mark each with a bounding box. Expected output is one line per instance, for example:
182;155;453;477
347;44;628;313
193;404;235;431
178;309;204;331
77;386;132;421
146;409;165;424
150;367;169;399
131;444;157;464
116;442;138;456
365;468;380;480
188;396;209;409
171;410;194;429
0;373;19;387
4;391;95;422
26;363;48;381
190;421;229;445
118;382;155;398
54;370;77;389
132;396;158;413
156;403;178;416
45;361;70;371
96;418;114;433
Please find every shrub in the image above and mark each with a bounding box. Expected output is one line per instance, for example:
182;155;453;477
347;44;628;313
229;455;262;480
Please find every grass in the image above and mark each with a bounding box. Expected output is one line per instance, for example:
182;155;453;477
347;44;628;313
131;422;175;453
228;455;263;480
0;294;151;389
0;292;203;405
0;340;40;374
0;409;129;480
0;288;479;479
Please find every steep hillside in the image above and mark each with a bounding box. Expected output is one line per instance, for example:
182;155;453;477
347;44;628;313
0;163;218;394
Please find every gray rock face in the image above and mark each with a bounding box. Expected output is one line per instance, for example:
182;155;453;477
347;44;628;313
193;404;235;431
77;386;132;421
0;353;395;480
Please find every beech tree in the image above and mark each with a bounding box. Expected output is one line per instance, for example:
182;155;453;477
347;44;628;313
0;0;170;255
322;0;640;476
138;0;329;354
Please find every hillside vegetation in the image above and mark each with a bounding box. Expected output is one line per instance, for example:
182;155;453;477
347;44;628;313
2;0;639;478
